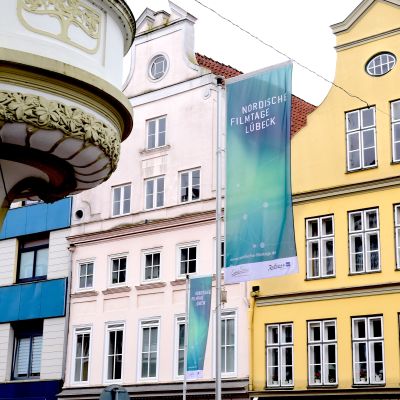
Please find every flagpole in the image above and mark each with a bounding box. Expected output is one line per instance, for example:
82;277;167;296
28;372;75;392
215;76;224;400
183;274;189;400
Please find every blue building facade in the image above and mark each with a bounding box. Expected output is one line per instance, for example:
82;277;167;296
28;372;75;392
0;198;71;400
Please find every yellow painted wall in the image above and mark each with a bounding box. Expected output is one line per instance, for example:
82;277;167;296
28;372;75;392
251;0;400;393
252;294;400;391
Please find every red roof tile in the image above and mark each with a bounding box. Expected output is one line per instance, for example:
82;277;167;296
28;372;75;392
195;53;316;135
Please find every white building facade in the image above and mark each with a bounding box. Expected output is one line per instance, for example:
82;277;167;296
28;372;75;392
59;3;249;399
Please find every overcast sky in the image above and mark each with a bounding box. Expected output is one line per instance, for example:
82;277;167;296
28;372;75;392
125;0;363;105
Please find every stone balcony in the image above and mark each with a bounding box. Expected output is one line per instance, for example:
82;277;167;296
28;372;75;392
0;0;135;222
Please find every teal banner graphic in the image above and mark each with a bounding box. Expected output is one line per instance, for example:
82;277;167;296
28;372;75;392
225;61;298;283
186;275;212;379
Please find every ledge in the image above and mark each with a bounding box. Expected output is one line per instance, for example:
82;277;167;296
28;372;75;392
170;279;187;286
140;145;171;156
71;290;98;298
135;282;167;290
102;286;131;295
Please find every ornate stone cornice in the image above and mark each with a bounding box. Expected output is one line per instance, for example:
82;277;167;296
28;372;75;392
0;91;120;171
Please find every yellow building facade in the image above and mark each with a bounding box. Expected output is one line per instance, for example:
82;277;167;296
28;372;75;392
251;0;400;398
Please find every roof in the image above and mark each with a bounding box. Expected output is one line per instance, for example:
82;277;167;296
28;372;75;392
196;53;242;79
195;53;316;136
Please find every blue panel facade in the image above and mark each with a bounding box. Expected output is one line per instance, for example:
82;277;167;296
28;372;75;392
0;380;63;400
0;279;67;323
0;197;71;239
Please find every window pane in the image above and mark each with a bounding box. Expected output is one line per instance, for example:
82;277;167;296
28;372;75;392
392;101;400;120
362;108;374;128
354;319;366;339
348;132;360;151
363;129;375;148
370;318;382;338
31;336;42;375
366;210;378;229
15;338;30;377
34;248;48;277
347;111;359;131
321;217;333;236
282;325;292;344
308;220;319;237
363;147;376;167
349;150;361;170
19;252;34;279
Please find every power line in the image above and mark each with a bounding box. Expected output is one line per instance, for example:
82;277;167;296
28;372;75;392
193;0;390;116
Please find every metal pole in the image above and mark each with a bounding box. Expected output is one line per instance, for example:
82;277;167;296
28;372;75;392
215;76;224;400
183;274;190;400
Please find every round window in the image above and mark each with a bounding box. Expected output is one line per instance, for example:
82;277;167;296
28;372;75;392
366;52;396;76
149;54;168;80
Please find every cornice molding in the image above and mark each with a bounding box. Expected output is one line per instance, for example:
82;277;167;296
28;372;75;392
0;90;120;171
102;286;131;295
256;281;400;306
71;290;99;298
335;27;400;51
135;282;167;290
293;175;400;204
68;210;215;245
0;48;133;139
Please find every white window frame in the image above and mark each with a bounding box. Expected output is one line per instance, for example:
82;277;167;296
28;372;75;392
306;216;335;279
141;248;162;283
71;325;92;385
391;100;400;162
145;176;165;210
109;253;128;287
307;320;337;386
266;323;294;388
174;315;185;380
221;310;237;378
348;208;380;274
77;259;95;291
352;316;385;385
177;242;199;278
148;54;169;81
103;322;125;384
138;318;160;382
111;184;131;217
146;116;166;150
394;204;400;269
346;107;377;171
179;168;201;203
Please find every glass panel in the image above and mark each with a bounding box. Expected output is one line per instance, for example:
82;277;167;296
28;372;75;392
282;325;292;344
349;150;361;170
354;319;366;339
325;323;336;341
309;322;321;342
35;248;48;277
15;338;30;377
350;213;363;231
362;108;374;128
346;111;359;131
267;347;279;385
392;101;400;121
363;147;376;167
366;210;378;229
268;326;279;345
31;336;42;375
307;220;319;237
348;132;360;151
19;252;34;279
370;318;382;338
321;217;333;236
393;123;400;141
363;129;375;148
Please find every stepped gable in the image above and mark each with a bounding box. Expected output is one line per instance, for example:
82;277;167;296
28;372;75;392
195;53;315;136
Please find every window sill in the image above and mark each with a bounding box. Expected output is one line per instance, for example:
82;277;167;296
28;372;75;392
346;165;378;173
352;383;385;387
71;290;98;298
348;270;382;276
305;275;336;281
170;278;187;286
263;386;294;390
102;286;131;295
135;282;167;290
307;384;338;389
140;144;171;156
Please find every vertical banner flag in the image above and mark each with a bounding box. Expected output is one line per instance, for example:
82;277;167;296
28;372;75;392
225;61;298;283
186;275;212;379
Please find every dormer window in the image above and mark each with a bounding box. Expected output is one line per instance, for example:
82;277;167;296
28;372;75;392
149;54;168;80
366;52;396;76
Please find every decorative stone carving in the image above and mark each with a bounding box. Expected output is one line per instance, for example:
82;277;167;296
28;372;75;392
18;0;101;54
0;91;120;170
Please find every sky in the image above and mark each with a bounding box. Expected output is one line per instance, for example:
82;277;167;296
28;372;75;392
125;0;363;106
